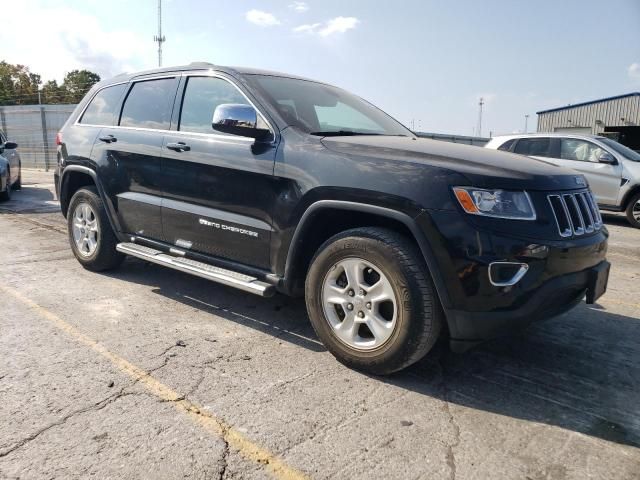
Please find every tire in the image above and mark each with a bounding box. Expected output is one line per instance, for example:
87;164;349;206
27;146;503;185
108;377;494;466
67;186;124;271
0;169;11;201
12;164;21;190
305;227;443;375
625;192;640;229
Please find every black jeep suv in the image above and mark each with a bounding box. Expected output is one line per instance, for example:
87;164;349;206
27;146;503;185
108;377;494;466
55;63;609;374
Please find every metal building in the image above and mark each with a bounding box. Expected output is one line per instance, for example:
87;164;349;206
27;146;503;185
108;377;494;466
537;92;640;151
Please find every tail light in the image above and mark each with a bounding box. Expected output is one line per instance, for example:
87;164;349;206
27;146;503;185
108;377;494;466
55;132;62;146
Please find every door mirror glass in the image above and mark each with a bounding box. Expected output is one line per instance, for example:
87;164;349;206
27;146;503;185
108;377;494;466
3;141;18;150
212;104;270;140
598;152;616;164
598;152;617;164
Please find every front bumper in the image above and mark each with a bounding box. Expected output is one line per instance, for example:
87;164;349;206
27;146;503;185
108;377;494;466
416;210;609;349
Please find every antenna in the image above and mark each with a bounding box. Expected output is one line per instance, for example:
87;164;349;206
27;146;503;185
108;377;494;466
153;0;166;67
476;97;484;137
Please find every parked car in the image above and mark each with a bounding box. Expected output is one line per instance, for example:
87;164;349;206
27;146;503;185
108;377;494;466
54;63;610;374
0;130;21;201
485;133;640;228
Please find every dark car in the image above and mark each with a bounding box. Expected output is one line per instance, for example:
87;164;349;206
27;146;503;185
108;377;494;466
0;129;21;201
54;63;610;374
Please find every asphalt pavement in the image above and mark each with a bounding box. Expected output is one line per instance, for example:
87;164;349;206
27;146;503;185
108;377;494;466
1;169;639;479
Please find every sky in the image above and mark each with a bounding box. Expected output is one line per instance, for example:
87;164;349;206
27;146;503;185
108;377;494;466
1;0;639;136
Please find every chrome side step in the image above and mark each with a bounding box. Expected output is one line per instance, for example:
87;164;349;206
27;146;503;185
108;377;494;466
116;242;275;297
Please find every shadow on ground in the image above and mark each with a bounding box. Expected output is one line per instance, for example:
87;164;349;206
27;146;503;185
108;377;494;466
102;257;640;450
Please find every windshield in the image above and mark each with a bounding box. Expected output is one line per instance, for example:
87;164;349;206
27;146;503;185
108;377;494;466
246;75;413;137
599;137;640;162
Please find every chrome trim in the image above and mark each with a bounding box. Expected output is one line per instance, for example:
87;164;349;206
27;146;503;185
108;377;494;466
547;190;602;238
564;194;585;235
488;262;529;287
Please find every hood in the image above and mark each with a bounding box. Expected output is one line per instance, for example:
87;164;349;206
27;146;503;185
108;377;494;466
321;136;587;191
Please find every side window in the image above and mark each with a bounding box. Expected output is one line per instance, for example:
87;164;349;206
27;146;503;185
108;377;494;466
179;76;250;134
79;84;126;125
560;139;604;163
314;101;383;133
120;78;176;130
514;138;551;157
497;139;516;152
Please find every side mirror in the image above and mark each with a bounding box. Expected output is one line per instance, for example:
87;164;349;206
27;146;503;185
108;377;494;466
2;141;17;150
598;152;617;165
212;104;271;141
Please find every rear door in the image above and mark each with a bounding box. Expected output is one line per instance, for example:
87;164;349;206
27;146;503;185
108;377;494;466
91;76;179;240
160;73;278;269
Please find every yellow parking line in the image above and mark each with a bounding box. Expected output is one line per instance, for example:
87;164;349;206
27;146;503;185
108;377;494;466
0;284;308;480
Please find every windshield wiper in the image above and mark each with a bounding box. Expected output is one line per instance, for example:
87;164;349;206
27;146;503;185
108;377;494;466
309;130;384;137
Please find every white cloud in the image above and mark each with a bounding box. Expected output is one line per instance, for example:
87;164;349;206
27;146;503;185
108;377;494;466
245;9;281;27
289;2;309;12
0;4;148;82
293;16;360;37
629;63;640;80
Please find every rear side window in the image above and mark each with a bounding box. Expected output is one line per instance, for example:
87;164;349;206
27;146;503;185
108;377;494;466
179;76;250;134
120;78;177;130
497;139;516;152
79;84;126;125
514;138;551;157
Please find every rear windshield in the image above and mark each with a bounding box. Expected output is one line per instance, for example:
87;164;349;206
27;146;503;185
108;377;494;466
599;138;640;162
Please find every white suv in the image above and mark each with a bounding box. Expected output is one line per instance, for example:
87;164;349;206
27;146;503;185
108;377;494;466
486;134;640;228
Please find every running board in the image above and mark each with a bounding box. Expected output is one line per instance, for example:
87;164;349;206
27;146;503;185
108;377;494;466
116;242;275;297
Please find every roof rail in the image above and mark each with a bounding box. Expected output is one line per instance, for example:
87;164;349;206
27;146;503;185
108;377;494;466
188;61;216;68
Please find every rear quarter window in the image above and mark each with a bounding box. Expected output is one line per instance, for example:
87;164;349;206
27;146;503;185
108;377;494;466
497;139;516;151
79;84;127;126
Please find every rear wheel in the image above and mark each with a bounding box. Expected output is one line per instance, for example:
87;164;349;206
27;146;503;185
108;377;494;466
626;193;640;229
0;168;11;201
67;186;124;271
305;227;443;375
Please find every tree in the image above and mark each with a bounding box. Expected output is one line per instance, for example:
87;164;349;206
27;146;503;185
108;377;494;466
0;62;41;105
61;70;101;103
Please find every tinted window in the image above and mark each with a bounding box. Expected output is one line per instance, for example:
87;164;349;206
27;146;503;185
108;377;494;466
497;139;516;151
120;78;176;130
179;77;250;134
80;84;126;125
560;139;605;163
246;75;412;136
599;137;640;162
514;138;551;157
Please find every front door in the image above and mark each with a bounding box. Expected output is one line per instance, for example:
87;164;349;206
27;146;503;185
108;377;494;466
161;74;278;270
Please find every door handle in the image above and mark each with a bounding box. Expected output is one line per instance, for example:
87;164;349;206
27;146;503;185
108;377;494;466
98;135;117;143
166;142;191;152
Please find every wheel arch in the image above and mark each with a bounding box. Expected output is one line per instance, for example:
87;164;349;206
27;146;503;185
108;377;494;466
59;165;122;235
281;200;452;310
621;183;640;210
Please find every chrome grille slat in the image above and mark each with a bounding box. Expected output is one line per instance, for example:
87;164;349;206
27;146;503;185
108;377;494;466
547;190;602;238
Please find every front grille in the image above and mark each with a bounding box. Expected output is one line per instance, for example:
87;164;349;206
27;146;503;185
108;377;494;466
547;190;602;237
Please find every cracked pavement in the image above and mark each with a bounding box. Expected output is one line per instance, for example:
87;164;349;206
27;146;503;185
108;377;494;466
0;170;639;479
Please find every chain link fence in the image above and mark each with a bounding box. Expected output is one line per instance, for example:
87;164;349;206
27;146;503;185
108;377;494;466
0;104;77;170
0;103;489;172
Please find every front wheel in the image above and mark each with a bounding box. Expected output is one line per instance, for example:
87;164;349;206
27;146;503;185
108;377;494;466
305;227;443;375
625;192;640;229
67;186;124;271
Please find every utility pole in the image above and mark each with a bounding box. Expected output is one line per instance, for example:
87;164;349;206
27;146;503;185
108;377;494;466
524;114;529;133
476;97;484;138
153;0;166;67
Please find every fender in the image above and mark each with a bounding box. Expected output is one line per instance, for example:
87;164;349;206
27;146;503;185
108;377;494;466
59;164;123;235
283;200;453;310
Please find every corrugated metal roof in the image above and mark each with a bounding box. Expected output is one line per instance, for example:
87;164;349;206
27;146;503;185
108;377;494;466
537;92;640;115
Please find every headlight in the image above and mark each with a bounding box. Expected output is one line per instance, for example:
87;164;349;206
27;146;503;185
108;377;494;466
453;187;536;220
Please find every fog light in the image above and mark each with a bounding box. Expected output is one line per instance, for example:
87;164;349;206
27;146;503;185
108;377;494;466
488;262;529;287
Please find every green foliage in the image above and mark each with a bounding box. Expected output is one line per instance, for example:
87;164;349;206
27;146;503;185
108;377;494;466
0;62;101;106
